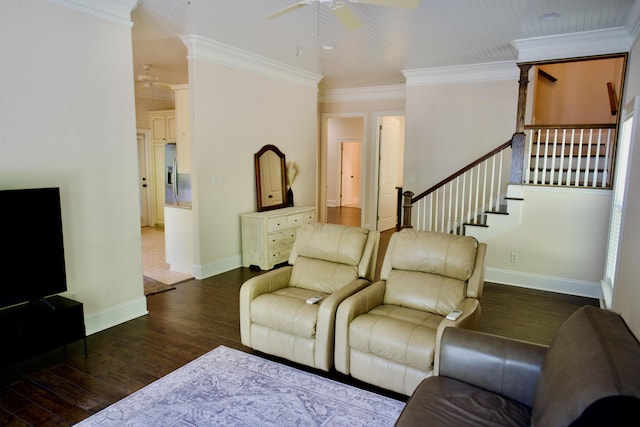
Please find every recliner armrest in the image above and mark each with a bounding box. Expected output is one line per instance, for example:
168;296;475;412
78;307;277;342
433;298;481;373
315;278;372;371
239;266;292;347
334;280;386;374
437;327;547;407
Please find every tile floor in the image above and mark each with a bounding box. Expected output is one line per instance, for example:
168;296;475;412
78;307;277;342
141;227;192;285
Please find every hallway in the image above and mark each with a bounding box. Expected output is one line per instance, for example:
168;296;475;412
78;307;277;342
141;227;192;285
326;206;361;227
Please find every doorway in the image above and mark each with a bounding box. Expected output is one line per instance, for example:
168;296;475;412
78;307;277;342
320;112;405;231
376;116;405;231
340;139;362;208
323;116;364;226
137;131;151;227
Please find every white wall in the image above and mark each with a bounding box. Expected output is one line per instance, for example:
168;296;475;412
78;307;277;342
404;79;518;190
0;0;147;334
482;186;610;298
183;37;321;278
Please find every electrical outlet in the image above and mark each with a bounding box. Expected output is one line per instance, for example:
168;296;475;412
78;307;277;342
510;252;519;263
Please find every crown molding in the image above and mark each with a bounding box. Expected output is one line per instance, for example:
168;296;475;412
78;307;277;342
319;84;406;103
180;35;323;89
625;0;640;46
403;61;518;86
512;27;633;63
49;0;138;26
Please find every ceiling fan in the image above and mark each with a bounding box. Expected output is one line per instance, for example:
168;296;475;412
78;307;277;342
266;0;419;30
135;64;171;89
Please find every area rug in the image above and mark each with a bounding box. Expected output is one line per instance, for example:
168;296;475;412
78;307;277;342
74;346;405;426
143;275;176;296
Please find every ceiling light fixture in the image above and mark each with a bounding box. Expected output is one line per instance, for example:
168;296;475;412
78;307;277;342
136;64;158;86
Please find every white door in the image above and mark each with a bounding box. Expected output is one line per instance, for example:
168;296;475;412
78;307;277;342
137;133;151;227
377;116;404;231
340;141;361;207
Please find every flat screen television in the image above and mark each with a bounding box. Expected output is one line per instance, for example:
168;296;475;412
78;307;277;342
0;187;67;309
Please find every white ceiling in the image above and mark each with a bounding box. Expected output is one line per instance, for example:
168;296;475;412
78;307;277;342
131;0;638;91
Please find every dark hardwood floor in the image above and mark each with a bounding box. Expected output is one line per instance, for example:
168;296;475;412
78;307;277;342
0;257;598;426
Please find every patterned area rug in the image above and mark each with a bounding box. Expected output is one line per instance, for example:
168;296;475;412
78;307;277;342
143;275;176;296
75;346;405;426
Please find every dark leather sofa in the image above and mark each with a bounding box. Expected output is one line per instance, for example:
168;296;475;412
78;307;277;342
396;305;640;426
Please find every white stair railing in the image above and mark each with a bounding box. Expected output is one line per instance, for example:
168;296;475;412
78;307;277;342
408;141;513;234
524;124;616;188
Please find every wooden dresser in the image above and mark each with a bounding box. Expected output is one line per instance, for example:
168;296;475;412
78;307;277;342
241;206;315;270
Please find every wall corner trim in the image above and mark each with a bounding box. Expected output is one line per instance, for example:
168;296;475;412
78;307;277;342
180;35;323;88
403;61;518;86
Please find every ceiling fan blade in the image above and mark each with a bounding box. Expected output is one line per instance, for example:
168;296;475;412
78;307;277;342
332;4;362;30
265;1;308;19
353;0;419;8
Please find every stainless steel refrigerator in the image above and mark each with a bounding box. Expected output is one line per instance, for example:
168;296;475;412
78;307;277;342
165;143;191;205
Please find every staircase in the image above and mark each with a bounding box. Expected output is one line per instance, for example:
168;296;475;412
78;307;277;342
400;124;615;243
463;184;524;243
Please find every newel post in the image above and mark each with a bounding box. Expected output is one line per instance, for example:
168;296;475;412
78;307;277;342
511;63;532;185
401;191;414;229
510;133;525;184
516;64;531;133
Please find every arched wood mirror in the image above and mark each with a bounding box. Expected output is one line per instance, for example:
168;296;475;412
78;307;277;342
255;144;287;212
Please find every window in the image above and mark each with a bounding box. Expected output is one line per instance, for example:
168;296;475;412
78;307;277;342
602;96;637;308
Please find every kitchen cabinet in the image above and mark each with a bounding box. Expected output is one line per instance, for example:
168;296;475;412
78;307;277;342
149;110;176;143
172;84;191;173
241;206;315;270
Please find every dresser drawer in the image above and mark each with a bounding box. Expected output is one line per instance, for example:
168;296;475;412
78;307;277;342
268;243;293;265
283;229;296;244
267;230;296;246
268;231;285;246
301;211;315;224
267;217;288;232
287;213;303;228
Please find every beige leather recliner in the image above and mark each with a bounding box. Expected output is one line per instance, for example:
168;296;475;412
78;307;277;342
335;229;487;395
240;222;380;371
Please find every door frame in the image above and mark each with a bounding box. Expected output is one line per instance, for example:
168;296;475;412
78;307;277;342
339;139;362;207
371;111;405;230
136;129;154;227
319;112;368;225
375;115;405;231
319;111;405;230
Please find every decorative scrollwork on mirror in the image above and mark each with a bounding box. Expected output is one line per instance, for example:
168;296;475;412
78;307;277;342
255;144;287;212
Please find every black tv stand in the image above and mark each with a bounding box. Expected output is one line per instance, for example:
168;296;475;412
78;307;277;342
0;295;87;367
36;297;57;310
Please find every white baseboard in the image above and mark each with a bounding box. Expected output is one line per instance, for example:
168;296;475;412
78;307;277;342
194;254;242;279
485;267;602;299
85;296;148;335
